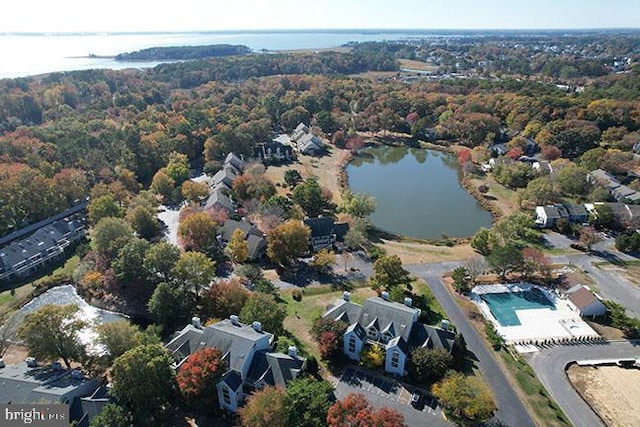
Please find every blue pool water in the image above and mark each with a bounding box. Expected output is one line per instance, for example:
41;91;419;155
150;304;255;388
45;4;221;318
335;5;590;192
480;288;555;326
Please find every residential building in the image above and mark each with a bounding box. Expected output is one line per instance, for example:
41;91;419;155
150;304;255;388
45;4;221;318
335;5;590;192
585;202;640;229
534;204;587;228
254;141;293;163
564;285;607;318
290;122;324;155
204;152;245;214
323;293;455;377
166;317;306;412
0;214;86;284
303;216;349;252
587;169;640;204
0;359;99;423
218;219;267;260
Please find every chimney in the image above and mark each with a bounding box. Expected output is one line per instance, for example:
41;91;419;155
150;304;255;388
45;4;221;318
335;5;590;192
252;321;262;332
404;297;413;308
381;291;389;301
342;291;351;302
25;357;37;368
288;346;298;358
440;319;450;331
192;316;202;329
0;358;5;369
230;315;240;326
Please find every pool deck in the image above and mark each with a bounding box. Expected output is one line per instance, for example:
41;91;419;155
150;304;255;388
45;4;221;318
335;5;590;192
472;283;600;347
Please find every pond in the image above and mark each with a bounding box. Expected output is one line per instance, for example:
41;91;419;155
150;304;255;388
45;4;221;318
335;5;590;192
347;146;493;239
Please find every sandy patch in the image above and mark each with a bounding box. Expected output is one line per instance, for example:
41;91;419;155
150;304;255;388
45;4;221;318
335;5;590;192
567;365;640;427
378;239;476;264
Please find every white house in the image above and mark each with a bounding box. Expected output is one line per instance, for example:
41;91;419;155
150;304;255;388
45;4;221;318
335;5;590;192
166;316;306;412
565;285;607;318
324;293;455;377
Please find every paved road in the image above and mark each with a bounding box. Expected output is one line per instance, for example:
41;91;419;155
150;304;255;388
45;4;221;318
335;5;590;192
552;253;640;318
408;265;536;427
526;340;640;427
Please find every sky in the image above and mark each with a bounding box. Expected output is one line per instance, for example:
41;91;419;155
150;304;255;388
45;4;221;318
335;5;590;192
2;0;639;33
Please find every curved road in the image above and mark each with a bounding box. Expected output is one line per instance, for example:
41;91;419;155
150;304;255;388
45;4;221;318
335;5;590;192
408;265;536;427
526;340;640;427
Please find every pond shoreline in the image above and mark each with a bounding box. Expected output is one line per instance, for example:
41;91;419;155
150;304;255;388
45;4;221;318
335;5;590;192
343;139;493;240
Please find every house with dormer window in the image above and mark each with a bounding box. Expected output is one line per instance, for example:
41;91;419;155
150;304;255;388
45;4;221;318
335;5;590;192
323;292;455;377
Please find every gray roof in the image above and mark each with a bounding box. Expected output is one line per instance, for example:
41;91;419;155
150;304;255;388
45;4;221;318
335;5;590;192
205;189;235;213
0;363;96;404
346;323;367;341
166;320;274;371
224;153;245;172
246;351;306;388
387;336;409;354
303;217;349;240
298;133;323;154
565;204;588;217
408;324;455;353
323;298;364;325
213;166;239;188
589;169;620;189
358;297;420;342
222;370;243;391
220;219;266;260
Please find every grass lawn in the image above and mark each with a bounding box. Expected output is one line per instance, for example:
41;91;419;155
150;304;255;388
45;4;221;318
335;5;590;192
500;350;571;427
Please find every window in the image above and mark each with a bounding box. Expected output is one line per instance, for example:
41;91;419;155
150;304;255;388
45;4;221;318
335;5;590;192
348;336;357;353
222;386;232;405
391;351;400;369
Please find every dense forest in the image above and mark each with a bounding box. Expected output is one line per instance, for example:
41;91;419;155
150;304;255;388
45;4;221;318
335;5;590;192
115;44;251;61
1;38;640;236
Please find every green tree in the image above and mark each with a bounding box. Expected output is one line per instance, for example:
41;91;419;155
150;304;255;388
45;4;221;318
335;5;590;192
172;251;216;298
144;242;180;284
240;293;287;334
519;176;558;207
432;372;495;425
283;377;334;427
451;266;471;294
91;217;134;259
112;237;151;285
292;178;327;217
177;348;226;411
470;228;497;256
89;403;134;427
284;169;303;188
495;212;538;244
239;386;287;427
409;347;453;383
340;190;376;218
111;344;177;423
125;205;159;239
96;320;158;365
487;243;524;280
148;282;190;332
556;164;589;196
88;194;124;225
343;217;368;250
165;151;190;185
370;255;411;290
266;220;311;267
18;304;86;369
150;169;176;202
227;228;249;264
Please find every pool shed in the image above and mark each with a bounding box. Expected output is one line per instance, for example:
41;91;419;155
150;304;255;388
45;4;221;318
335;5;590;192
565;285;607;318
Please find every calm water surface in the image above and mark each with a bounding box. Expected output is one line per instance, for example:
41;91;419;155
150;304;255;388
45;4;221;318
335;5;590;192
347;146;493;239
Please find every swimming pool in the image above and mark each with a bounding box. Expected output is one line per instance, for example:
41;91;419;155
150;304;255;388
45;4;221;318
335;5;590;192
480;288;556;326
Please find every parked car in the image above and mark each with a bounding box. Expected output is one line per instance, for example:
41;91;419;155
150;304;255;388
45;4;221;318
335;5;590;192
411;390;424;409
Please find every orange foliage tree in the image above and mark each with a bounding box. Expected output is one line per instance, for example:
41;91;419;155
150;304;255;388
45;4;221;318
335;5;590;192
176;347;226;411
326;393;406;427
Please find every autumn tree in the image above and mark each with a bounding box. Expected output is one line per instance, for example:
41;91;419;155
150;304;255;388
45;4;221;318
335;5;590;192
360;345;385;369
240;292;287;334
111;344;177;423
340;190;376;218
125;205;160;239
579;226;602;251
178;211;218;252
177;348;226;411
266;220;311;267
181;180;209;204
227;228;249;264
18;304;86;369
202;278;250;321
522;247;553;283
370;255;411;290
239;386;287;427
310;249;336;274
432;372;495;425
172;251;216;298
150;169;176;202
326;393;406;427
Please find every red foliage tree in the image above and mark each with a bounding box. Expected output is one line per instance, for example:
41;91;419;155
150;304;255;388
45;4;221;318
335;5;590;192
346;135;365;151
318;331;340;360
201;278;250;322
540;145;562;161
457;148;472;166
327;393;406;427
176;347;226;410
506;147;524;160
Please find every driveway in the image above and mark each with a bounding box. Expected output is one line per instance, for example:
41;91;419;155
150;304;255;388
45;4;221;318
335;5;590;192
407;266;536;427
526;340;640;427
331;368;452;427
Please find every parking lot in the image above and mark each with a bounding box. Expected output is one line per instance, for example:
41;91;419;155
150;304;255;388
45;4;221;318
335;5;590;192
332;368;451;427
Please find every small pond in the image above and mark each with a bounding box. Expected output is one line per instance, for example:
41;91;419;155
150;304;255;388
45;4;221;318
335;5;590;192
347;146;493;239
